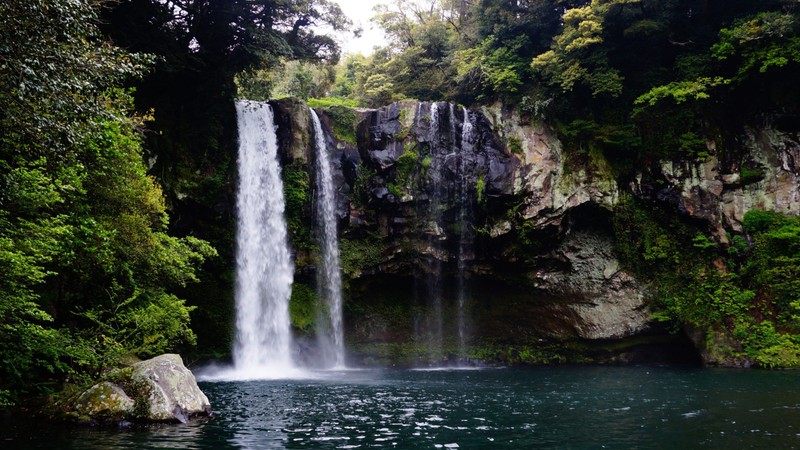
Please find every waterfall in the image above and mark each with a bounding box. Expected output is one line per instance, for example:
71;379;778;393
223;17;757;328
416;102;476;366
231;100;295;378
425;102;444;364
457;106;474;358
310;108;345;369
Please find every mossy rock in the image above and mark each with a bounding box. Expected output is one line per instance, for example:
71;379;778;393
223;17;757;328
72;381;134;422
70;354;211;424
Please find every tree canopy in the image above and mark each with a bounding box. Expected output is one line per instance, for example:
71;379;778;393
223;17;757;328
325;0;798;168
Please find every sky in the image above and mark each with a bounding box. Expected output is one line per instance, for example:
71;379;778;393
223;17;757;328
330;0;389;56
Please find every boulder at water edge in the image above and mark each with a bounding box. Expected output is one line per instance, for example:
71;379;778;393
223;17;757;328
72;354;211;423
129;354;211;423
72;381;135;421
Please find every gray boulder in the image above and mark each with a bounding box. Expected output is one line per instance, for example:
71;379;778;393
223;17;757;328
129;353;211;423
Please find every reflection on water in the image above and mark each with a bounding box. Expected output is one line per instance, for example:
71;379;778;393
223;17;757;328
3;367;800;449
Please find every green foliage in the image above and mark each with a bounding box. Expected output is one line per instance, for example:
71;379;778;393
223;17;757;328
308;97;359;108
78;291;198;360
678;133;708;159
747;213;800;320
615;200;800;367
0;108;217;401
351;163;377;208
634;77;732;107
0;0;153;159
331;54;368;99
741;321;800;368
0;0;221;402
531;1;627;97
692;234;717;250
475;176;486;206
504;197;544;254
466;340;583;365
743;209;789;233
421;155;433;169
740;165;766;184
712;11;800;80
361;73;400;107
289;284;318;332
727;234;749;258
387;183;403;198
507;136;523;155
454;36;531;101
395;148;419;187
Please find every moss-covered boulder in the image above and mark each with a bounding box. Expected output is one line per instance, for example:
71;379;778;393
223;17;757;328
129;354;211;423
72;381;134;422
71;354;210;424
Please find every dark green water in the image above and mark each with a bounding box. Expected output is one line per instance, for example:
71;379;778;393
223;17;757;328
4;366;800;449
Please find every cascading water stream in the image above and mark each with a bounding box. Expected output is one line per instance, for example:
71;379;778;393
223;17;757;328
418;102;476;366
231;100;295;379
426;102;444;364
457;106;474;357
309;108;345;369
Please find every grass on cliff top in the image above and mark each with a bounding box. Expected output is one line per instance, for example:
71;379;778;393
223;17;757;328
308;97;358;145
308;97;359;108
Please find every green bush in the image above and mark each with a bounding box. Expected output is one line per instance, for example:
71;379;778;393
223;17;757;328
282;163;314;251
743;209;787;233
339;235;386;279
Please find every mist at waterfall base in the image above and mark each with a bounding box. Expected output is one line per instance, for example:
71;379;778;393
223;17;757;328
5;367;800;449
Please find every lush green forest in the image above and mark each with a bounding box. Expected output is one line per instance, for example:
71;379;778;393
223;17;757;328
282;0;800;166
0;0;345;406
2;0;800;407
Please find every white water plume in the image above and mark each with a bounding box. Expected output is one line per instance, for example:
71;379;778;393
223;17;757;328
206;100;299;381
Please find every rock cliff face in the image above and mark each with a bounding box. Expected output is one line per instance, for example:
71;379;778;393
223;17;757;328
634;127;800;240
269;99;797;366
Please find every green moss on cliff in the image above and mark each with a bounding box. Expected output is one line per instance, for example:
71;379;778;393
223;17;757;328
339;234;387;279
740;165;766;185
350;163;376;208
289;283;317;332
507;136;523;155
314;105;357;145
282;162;314;253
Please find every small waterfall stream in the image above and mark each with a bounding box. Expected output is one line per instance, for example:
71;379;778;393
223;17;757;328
425;102;444;364
310;109;345;368
457;106;475;356
417;102;476;365
231;100;295;378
